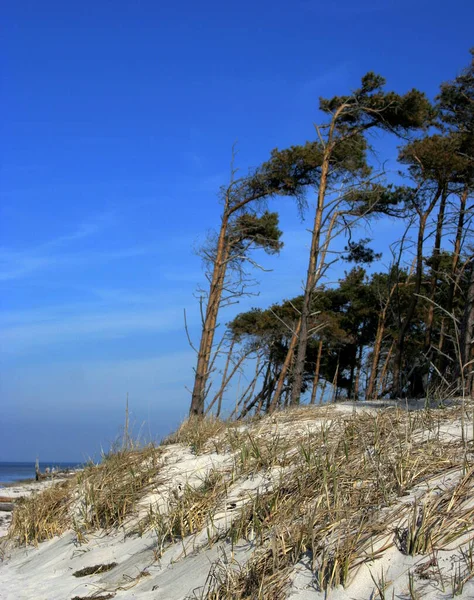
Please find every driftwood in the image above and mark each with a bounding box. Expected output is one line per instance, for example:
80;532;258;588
0;502;14;512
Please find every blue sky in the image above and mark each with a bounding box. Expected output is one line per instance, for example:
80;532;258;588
1;0;473;461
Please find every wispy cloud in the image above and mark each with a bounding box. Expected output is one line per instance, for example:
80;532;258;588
43;220;105;248
0;245;150;282
0;305;189;355
0;215;151;282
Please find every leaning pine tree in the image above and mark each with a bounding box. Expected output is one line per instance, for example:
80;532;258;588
189;145;328;416
284;74;434;405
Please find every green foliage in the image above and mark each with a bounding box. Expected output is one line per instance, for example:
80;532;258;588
319;71;435;132
230;141;325;212
343;238;382;264
229;210;283;255
437;49;474;134
399;134;474;188
235;134;370;212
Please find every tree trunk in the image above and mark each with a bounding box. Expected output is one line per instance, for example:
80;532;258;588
392;188;441;397
459;259;474;396
290;150;331;404
205;340;235;417
310;340;323;404
263;367;278;414
253;361;273;417
366;317;385;400
379;342;394;397
439;187;468;364
331;357;340;403
353;344;363;400
235;356;263;417
424;188;448;352
269;319;302;412
190;209;231;416
366;281;398;400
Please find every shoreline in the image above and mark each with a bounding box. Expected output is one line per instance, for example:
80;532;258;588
0;477;37;487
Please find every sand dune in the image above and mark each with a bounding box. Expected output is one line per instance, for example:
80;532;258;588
1;400;473;599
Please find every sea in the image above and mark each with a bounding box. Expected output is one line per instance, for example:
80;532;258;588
0;461;83;485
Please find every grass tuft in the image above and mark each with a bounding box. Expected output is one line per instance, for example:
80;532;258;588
9;445;163;545
162;415;227;454
9;480;73;546
76;446;162;531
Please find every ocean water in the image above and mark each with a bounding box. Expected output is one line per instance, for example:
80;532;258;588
0;461;83;485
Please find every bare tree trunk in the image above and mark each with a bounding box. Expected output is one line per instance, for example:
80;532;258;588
331;357;340;403
205;348;249;417
310;340;323;404
460;259;474;396
379;342;394;398
353;344;363;400
393;188;441;397
366;317;385;400
239;361;276;419
205;340;235;417
439;188;468;362
232;356;263;418
254;362;273;417
190;213;230;416
290;152;331;405
425;189;448;352
366;281;398;400
269;319;302;412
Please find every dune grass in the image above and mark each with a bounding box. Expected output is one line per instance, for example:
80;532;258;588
8;445;163;545
76;445;162;531
194;403;474;598
162;415;228;454
6;400;474;599
9;479;73;546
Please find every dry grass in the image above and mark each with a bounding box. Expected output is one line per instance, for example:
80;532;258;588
145;468;230;557
163;415;228;454
76;445;162;531
191;403;474;598
6;401;474;599
395;466;474;556
196;545;294;600
9;479;74;546
73;562;118;577
8;445;163;546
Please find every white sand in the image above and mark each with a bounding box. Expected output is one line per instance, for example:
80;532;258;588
1;401;473;599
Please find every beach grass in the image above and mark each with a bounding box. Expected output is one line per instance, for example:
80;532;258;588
4;399;474;599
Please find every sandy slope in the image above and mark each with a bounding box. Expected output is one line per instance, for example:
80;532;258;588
1;401;473;600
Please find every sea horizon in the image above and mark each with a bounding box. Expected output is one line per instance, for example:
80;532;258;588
0;461;84;486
